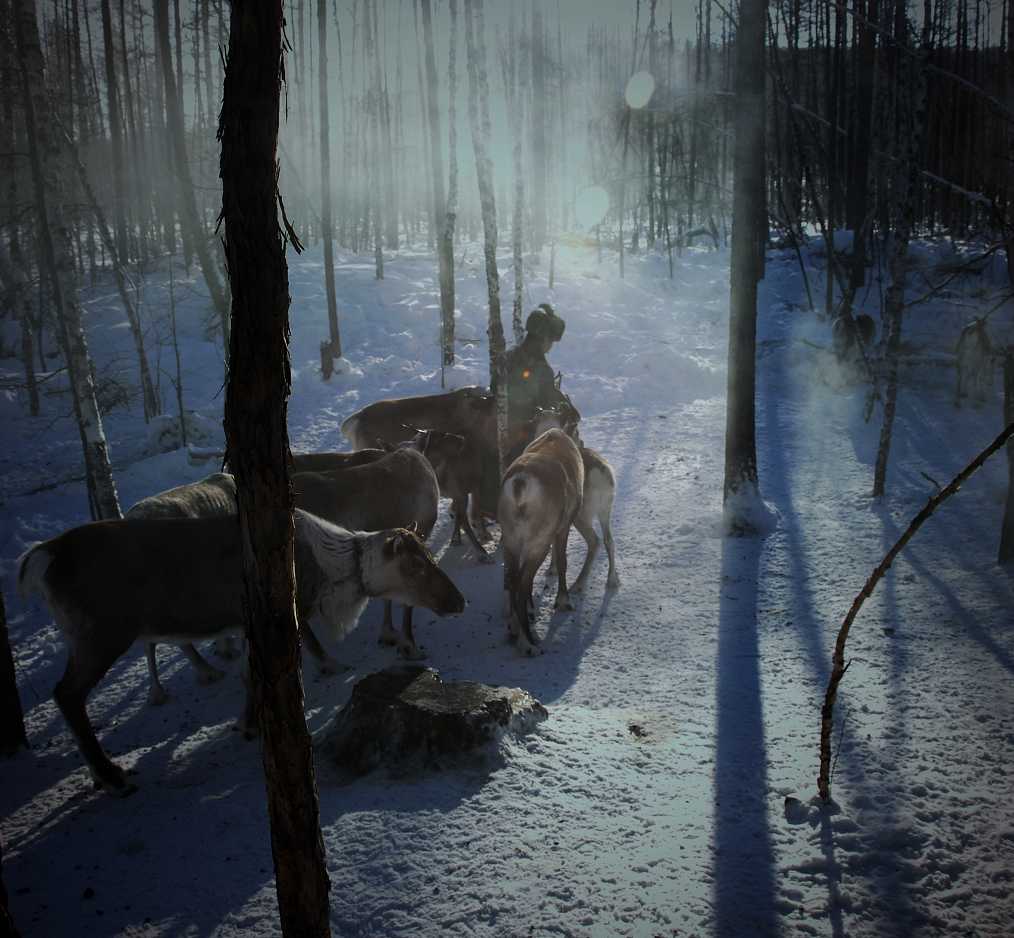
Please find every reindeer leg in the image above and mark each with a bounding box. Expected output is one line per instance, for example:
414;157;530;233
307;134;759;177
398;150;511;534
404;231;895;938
55;635;137;796
300;622;343;675
450;496;464;546
603;518;620;590
553;528;574;611
145;642;169;706
516;560;543;656
397;606;426;660
378;600;400;646
458;496;493;562
180;642;226;686
570;515;599;594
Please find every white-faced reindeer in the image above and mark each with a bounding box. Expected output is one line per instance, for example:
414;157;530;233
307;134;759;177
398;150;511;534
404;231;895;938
18;510;465;796
292;447;441;659
955;318;994;407
499;428;585;656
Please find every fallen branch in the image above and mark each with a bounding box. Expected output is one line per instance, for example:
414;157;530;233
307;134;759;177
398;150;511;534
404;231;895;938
818;419;1014;801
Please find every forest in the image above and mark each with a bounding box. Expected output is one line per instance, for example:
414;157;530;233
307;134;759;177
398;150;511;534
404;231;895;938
1;0;1013;936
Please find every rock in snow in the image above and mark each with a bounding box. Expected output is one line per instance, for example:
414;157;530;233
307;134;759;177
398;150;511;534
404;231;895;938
313;666;548;776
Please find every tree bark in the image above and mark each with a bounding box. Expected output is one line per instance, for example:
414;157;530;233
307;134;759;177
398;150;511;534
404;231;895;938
155;0;231;350
530;0;546;251
0;589;28;757
505;7;525;345
220;4;331;936
99;0;129;267
14;0;121;522
722;0;766;523
318;0;341;363
420;0;455;370
999;351;1014;563
464;0;507;473
873;11;930;497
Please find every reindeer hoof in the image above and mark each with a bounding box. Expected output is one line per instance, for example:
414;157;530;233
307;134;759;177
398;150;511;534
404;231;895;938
554;596;575;612
95;768;138;797
606;574;621;590
147;686;169;707
377;630;399;647
477;550;495;565
197;666;226;686
397;644;428;661
519;641;543;657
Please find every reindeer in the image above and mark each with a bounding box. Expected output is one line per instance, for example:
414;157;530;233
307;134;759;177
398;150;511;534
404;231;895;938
127;472;342;703
292;447;440;659
18;510;465;796
955;318;994;407
570;446;621;593
291;448;387;473
498;428;584;656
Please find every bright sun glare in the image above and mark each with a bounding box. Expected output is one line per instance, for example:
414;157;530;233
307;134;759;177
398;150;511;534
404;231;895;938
624;71;655;109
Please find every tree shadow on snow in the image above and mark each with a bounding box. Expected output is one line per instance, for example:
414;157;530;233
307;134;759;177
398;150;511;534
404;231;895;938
712;535;778;937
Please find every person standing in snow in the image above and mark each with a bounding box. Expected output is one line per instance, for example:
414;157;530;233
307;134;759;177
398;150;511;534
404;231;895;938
496;302;567;435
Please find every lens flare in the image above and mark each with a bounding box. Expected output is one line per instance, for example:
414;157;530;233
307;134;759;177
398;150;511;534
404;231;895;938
574;185;611;230
624;71;655;109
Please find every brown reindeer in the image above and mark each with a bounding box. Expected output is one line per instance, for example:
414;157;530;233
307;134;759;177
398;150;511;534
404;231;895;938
18;511;465;796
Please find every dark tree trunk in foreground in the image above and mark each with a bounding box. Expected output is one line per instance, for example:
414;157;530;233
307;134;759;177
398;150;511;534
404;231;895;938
156;0;231;350
318;0;341;365
722;0;767;524
0;590;28;757
220;5;331;936
1;834;21;938
15;0;121;522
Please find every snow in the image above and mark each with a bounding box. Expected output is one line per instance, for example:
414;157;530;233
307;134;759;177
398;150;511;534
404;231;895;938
3;235;1014;937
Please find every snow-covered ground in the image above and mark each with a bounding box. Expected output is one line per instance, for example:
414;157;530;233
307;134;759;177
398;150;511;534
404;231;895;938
2;234;1013;937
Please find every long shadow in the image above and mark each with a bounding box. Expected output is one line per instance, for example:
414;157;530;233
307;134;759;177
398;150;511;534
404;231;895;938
712;535;778;937
759;345;917;937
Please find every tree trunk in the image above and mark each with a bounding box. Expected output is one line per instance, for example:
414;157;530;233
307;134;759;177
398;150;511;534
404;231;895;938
464;0;506;468
155;0;231;349
14;0;121;522
67;131;160;421
220;4;331;936
318;0;341;364
530;0;546;252
873;11;930;497
722;0;766;524
505;6;525;345
0;832;22;938
99;0;129;265
999;351;1014;563
420;0;455;372
0;589;27;757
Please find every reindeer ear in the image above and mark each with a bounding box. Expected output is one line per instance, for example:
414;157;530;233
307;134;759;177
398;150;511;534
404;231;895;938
406;521;419;535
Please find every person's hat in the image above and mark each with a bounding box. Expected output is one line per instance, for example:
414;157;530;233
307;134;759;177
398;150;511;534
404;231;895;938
527;303;565;341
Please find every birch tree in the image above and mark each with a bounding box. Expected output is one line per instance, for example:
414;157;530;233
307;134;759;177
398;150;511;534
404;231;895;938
318;0;341;370
464;0;507;472
14;0;121;521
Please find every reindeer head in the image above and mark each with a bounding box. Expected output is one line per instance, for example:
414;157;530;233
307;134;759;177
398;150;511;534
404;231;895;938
370;528;465;615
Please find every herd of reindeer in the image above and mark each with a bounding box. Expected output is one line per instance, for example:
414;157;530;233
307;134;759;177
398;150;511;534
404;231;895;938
17;383;620;796
17;307;995;797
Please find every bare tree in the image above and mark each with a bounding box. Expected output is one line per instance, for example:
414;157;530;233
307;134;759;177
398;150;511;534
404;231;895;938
318;0;341;370
155;0;231;349
220;3;331;935
14;0;121;521
420;0;455;372
464;0;507;472
722;0;767;527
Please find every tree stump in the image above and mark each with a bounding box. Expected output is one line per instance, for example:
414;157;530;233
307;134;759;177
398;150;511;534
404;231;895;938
314;666;548;777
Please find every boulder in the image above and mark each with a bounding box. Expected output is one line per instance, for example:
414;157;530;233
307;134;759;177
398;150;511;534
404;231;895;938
314;666;548;777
